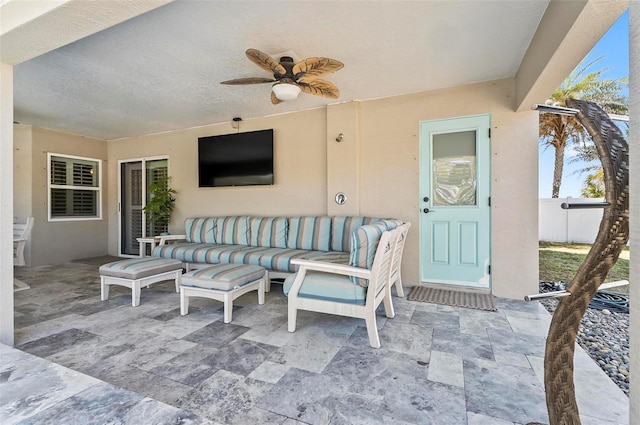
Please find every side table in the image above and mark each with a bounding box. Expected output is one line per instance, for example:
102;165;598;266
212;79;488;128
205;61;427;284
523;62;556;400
136;236;161;257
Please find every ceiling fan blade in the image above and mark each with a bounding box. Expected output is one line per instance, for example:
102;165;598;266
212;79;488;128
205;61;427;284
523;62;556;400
297;78;340;99
293;57;344;79
246;48;286;76
271;91;283;105
220;77;276;85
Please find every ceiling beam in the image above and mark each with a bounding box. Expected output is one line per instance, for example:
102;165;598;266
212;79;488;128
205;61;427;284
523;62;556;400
0;0;174;65
515;0;628;112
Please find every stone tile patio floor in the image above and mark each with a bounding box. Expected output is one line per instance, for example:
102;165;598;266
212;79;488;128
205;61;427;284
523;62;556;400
2;257;629;425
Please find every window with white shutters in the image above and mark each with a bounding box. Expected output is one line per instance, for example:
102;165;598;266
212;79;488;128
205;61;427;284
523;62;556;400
48;153;102;221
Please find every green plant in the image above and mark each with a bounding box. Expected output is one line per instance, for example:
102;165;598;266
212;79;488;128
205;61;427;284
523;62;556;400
539;56;627;197
143;176;176;235
581;168;605;198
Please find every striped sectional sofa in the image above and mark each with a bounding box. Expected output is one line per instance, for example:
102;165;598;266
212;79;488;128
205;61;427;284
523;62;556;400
152;216;403;281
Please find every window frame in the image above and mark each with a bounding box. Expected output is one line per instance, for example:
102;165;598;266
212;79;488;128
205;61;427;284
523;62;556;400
47;152;102;222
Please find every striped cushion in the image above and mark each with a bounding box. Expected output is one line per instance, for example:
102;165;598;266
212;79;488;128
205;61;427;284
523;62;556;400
286;217;331;251
154;243;349;273
185;217;216;243
296;250;350;266
349;222;387;286
217;246;348;273
380;219;403;230
214;216;250;245
217;245;281;268
182;264;265;291
221;246;302;272
153;242;245;264
227;246;298;271
283;271;366;305
250;217;288;248
330;216;382;252
237;248;349;273
99;258;182;279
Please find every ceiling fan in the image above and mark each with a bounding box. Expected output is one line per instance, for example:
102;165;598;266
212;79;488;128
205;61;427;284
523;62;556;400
221;48;344;104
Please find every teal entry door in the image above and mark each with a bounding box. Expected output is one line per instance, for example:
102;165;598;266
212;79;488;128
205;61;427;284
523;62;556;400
419;114;491;289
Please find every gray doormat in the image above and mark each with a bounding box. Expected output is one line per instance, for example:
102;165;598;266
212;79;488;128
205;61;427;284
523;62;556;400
407;286;498;312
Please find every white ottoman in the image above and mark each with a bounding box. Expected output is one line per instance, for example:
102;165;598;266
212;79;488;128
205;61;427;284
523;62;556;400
180;263;267;323
99;258;182;306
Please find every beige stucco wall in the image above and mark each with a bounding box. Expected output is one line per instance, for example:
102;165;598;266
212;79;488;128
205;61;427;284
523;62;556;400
13;126;33;220
326;102;361;216
107;108;328;255
107;78;539;300
1;61;15;345
13;126;108;266
13;125;33;265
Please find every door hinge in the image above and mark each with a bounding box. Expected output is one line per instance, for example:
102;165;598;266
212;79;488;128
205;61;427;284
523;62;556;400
488;265;491;275
488;196;491;206
488;128;491;138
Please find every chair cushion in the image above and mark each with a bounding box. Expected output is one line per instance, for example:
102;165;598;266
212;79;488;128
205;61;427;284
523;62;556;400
380;218;403;230
296;251;351;266
349;222;388;286
185;217;216;243
99;258;182;279
250;217;288;248
287;216;331;251
330;216;383;252
214;216;250;245
283;271;366;305
182;264;265;291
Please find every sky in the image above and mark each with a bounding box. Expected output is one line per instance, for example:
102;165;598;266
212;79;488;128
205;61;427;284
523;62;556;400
538;9;629;199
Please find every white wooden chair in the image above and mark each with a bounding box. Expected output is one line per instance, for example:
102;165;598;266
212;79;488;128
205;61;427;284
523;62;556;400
286;227;400;348
14;217;34;267
14;217;34;292
389;223;411;297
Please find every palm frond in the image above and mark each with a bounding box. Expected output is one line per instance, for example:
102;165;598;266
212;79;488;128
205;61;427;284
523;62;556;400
538;53;628;197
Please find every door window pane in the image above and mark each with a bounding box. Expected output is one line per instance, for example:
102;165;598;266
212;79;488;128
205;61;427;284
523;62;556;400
432;131;477;206
120;161;143;256
146;160;169;236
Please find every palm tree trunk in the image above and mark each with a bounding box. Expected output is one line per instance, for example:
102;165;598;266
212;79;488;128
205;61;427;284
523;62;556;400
551;137;566;198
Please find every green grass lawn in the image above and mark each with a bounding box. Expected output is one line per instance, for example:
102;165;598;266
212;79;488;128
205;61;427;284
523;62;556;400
539;241;630;294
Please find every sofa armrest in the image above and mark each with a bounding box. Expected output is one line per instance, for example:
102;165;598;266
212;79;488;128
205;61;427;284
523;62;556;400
158;234;187;245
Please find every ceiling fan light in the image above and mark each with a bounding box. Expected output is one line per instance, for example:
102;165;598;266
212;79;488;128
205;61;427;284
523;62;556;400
272;83;301;101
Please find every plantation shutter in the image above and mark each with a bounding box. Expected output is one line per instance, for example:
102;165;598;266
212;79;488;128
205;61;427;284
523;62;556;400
49;154;100;219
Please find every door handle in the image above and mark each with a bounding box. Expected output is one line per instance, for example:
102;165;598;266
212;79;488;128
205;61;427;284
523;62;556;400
423;208;432;213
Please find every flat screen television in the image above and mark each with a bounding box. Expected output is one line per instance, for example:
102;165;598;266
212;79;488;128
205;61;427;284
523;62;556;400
198;129;274;187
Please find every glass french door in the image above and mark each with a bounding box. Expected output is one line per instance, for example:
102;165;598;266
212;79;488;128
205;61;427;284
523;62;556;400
119;158;168;256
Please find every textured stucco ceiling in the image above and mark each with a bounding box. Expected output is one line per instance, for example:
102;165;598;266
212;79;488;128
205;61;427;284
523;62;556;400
10;1;549;140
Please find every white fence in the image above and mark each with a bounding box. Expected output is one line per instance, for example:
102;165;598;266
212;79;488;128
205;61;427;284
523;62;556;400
539;197;605;243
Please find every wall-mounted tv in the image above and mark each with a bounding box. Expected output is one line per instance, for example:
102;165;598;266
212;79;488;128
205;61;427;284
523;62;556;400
198;129;274;187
